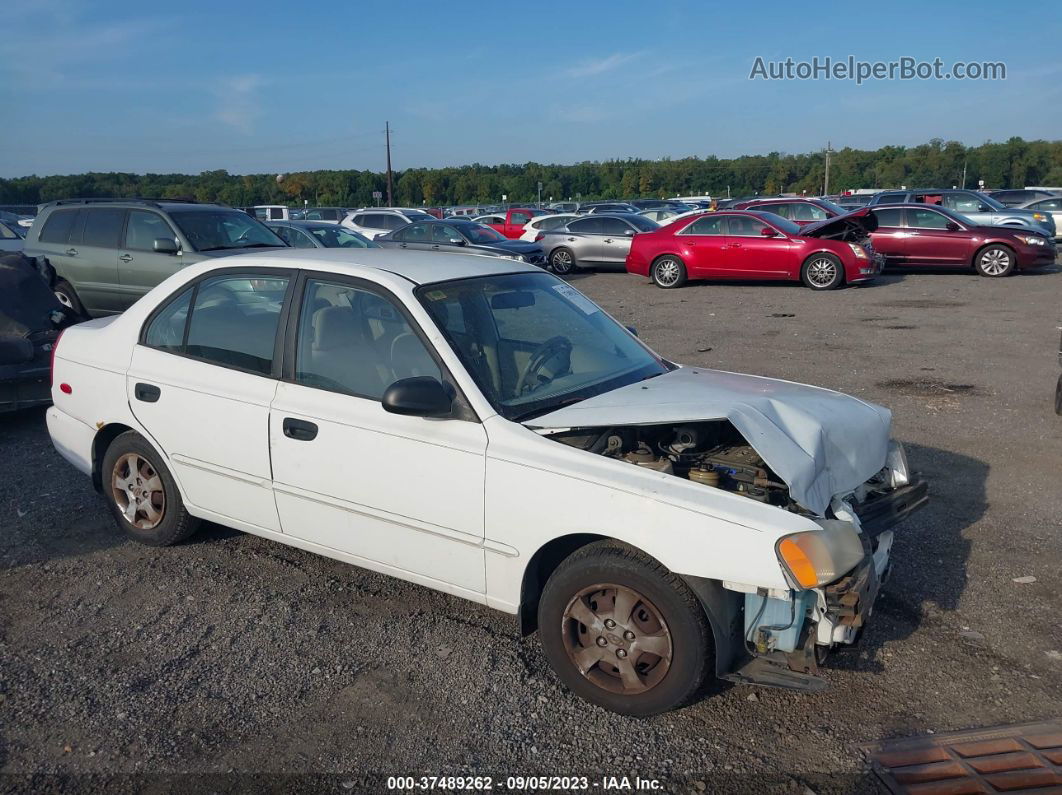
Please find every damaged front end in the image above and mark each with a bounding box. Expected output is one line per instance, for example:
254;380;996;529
542;418;927;691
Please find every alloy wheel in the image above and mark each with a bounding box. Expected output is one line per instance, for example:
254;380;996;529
561;583;673;695
111;453;166;530
551;250;573;273
654;258;681;287
806;257;838;287
979;249;1011;275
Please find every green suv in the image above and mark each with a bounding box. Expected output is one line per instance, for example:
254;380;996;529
24;199;288;316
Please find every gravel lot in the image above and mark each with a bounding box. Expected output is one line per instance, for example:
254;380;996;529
2;262;1061;793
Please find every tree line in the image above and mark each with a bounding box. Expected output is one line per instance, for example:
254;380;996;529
2;137;1059;209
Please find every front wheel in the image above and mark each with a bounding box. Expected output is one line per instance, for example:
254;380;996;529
549;247;577;275
101;431;200;546
538;542;713;716
975;244;1016;277
801;253;845;290
650;256;687;289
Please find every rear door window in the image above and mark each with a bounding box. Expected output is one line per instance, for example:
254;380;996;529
871;208;904;227
568;217;603;234
148;273;292;375
39;209;79;243
791;203;828;221
877;192;907;204
682;216;726;235
81;208;127;248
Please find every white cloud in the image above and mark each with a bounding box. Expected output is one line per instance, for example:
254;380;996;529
564;51;645;78
214;74;265;132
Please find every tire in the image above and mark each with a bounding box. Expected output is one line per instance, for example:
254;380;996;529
650;256;688;289
549;247;577;275
53;278;87;317
1055;373;1062;416
974;244;1016;277
800;253;845;290
101;431;200;547
538;541;713;716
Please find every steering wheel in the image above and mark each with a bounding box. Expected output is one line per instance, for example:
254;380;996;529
515;336;573;396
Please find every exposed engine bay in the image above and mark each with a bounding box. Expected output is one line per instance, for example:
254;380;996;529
547;421;802;512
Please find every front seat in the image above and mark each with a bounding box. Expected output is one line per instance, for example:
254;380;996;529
306;306;386;396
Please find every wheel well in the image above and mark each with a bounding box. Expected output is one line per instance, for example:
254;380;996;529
518;533;607;635
91;423;134;493
971;241;1015;267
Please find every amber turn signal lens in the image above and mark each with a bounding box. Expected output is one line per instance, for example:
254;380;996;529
778;538;819;588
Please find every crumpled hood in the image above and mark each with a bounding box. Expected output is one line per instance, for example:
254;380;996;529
526;367;893;515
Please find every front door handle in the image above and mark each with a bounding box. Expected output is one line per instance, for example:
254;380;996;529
567;237;576;241
119;253;133;263
134;383;161;402
604;238;613;243
431;244;440;249
729;243;743;249
399;243;408;248
283;417;318;441
65;248;78;257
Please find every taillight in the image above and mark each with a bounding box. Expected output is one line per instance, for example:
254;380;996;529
50;329;64;388
535;233;545;242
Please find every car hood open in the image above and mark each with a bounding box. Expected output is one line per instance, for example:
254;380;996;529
800;207;878;237
525;367;893;515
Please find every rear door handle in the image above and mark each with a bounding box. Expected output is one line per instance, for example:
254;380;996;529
134;383;161;402
283;417;318;441
399;243;408;248
119;253;133;263
65;248;78;256
567;237;576;241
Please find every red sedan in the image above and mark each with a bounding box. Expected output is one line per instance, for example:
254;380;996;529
625;209;881;290
868;204;1057;276
731;197;846;225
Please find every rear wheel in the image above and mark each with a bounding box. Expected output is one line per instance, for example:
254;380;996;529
102;431;200;546
650;256;687;289
538;541;713;716
801;253;845;290
549;247;577;275
974;244;1015;277
53;278;86;316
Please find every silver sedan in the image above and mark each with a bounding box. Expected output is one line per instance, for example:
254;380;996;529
538;213;659;274
1017;196;1062;240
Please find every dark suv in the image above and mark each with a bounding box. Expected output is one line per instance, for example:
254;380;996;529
867;189;1055;236
24;198;287;316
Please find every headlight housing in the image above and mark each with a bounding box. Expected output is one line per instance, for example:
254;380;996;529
885;440;910;488
1032;213;1047;222
1018;235;1045;246
776;521;865;589
847;242;868;259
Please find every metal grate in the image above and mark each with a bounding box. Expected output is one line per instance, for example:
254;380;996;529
863;720;1062;793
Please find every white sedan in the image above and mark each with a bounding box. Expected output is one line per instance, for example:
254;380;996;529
46;249;925;715
518;213;580;242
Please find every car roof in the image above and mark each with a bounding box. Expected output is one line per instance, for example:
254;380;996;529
270;220;350;229
238;247;538;285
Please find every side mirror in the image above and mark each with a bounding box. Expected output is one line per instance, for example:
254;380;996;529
945;221;961;231
624;228;635;236
450;238;466;246
760;227;778;237
625;325;639;337
978;205;991;213
382;376;452;418
154;238;179;254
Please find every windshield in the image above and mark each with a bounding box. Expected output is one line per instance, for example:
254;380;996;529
627;215;660;232
818;199;848;215
404;212;434;223
758;212;801;235
417;272;667;421
463;224;505;243
170;210;285;252
309;226;378;248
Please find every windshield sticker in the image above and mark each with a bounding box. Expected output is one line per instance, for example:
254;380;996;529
551;284;600;315
425;290;447;301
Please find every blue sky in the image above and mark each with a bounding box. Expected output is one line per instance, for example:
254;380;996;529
1;0;1060;177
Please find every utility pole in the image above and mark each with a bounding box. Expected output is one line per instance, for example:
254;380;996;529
823;140;833;196
385;121;394;207
961;159;968;189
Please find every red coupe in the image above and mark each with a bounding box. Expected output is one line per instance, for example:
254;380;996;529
625;209;881;290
